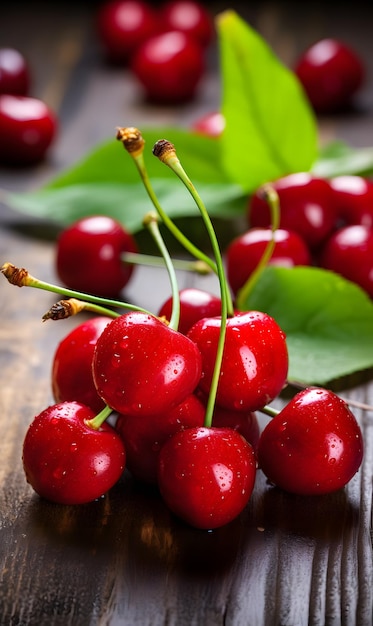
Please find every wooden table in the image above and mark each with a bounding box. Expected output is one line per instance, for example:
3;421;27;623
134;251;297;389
1;2;373;624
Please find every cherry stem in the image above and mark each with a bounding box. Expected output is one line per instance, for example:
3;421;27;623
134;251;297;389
42;297;120;322
85;404;113;430
122;251;211;275
258;404;280;418
143;212;181;331
152;139;233;429
116;127;217;274
236;184;280;310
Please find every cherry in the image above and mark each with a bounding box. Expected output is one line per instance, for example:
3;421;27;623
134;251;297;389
329;175;373;228
159;0;214;48
248;173;337;249
258;387;363;495
115;393;205;483
225;227;311;295
56;215;138;297
52;316;111;413
187;310;288;413
191;111;225;137
92;311;202;417
157;287;222;335
130;30;205;104
319;224;373;298
211;405;260;452
22;401;126;505
0;94;57;166
295;38;365;113
96;0;159;64
157;426;257;529
0;48;30;95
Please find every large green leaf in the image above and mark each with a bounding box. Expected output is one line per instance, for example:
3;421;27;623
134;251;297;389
216;10;318;192
238;265;373;385
312;142;373;178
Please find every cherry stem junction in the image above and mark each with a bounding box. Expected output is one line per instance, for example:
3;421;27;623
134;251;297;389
85;404;113;430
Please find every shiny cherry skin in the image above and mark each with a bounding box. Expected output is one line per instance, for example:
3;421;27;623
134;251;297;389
131;30;205;104
225;227;311;295
319;224;373;298
187;310;288;413
0;94;57;165
191;111;225;137
157;288;222;335
56;215;138;297
295;38;365;113
96;0;159;64
329;175;373;228
159;1;214;48
22;401;126;505
115;393;205;483
52;316;111;413
0;48;30;95
92;311;202;417
211;406;260;452
157;426;257;529
258;388;363;495
248;173;337;249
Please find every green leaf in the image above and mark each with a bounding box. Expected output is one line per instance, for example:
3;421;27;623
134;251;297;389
237;265;373;385
312;142;373;178
216;10;318;192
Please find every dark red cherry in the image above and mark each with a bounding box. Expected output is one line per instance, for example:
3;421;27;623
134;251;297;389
159;1;214;48
329;175;373;228
225;227;311;295
0;48;30;95
295;38;365;113
157;288;222;335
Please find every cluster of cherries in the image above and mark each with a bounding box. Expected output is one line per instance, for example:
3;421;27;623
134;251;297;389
96;0;214;103
1;128;364;530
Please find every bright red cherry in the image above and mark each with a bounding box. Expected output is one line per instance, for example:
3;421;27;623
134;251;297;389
130;30;205;103
0;94;57;165
295;38;365;113
0;48;30;95
211;406;260;452
157;426;257;529
115;393;205;483
258;387;363;495
159;1;214;48
187;310;288;412
225;227;311;295
329;175;373;228
319;224;373;298
22;401;126;504
157;288;222;335
92;311;202;417
52;316;111;413
96;0;159;64
248;173;337;249
56;215;138;297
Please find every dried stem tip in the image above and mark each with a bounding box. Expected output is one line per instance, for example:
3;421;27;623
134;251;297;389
116;127;145;157
1;262;30;287
42;298;86;321
152;139;178;165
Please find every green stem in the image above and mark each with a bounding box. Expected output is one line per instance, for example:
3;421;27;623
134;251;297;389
144;213;181;331
258;404;280;419
85;404;113;430
122;251;211;274
236;184;280;310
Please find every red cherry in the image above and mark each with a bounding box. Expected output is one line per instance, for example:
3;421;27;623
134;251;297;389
96;0;159;64
211;405;260;452
225;227;311;295
157;288;222;335
157;426;257;529
52;316;111;413
0;94;57;165
92;311;202;417
115;393;205;483
191;111;225;137
329;175;373;228
295;38;365;113
258;388;363;495
130;30;205;104
319;224;373;298
0;48;30;95
56;215;138;297
159;1;214;48
187;311;288;412
22;401;126;504
248;173;337;249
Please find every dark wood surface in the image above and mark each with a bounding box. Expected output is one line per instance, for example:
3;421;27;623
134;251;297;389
1;3;373;625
